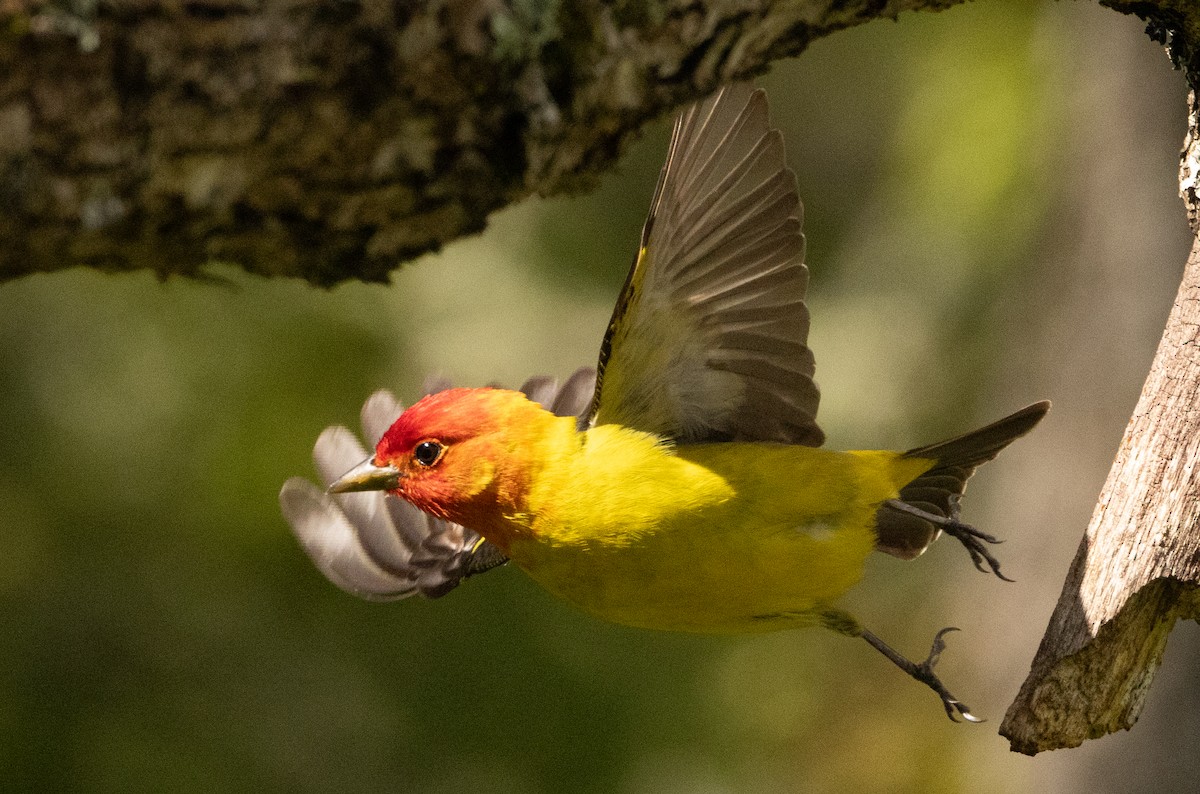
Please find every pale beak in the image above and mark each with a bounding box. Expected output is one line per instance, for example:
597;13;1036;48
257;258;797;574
327;457;402;494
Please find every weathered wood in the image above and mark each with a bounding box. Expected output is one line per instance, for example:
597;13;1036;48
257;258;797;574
1000;232;1200;754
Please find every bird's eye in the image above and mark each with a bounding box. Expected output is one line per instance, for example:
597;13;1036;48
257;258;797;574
412;440;444;467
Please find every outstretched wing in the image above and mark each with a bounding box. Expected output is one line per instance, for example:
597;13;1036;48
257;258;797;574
589;84;822;446
280;369;596;600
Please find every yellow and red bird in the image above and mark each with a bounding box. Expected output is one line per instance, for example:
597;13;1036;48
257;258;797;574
281;84;1048;721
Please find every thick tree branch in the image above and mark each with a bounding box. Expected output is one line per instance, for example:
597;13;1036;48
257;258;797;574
1000;226;1200;755
999;4;1200;751
1;1;1197;285
0;0;979;285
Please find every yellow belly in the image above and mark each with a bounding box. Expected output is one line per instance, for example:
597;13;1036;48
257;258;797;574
503;428;926;634
512;513;877;633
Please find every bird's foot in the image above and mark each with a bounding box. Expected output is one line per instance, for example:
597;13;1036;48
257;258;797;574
913;627;982;723
859;625;983;724
884;497;1012;582
939;495;1012;582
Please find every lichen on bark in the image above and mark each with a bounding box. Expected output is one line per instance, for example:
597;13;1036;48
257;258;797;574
1;0;973;285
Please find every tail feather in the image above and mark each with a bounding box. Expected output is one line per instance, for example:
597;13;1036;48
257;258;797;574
875;401;1050;559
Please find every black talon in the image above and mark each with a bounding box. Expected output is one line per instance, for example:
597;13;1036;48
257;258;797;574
859;625;983;723
914;628;983;723
884;498;1015;582
939;519;1014;582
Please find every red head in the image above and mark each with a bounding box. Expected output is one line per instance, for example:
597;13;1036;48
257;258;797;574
365;388;563;543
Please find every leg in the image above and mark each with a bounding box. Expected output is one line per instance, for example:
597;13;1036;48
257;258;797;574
821;610;981;723
884;497;1013;582
860;627;982;723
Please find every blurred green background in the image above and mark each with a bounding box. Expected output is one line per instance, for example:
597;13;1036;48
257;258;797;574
3;2;1198;791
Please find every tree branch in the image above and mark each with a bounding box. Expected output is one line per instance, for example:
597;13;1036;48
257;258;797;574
2;1;1197;285
1000;202;1200;755
0;0;978;285
999;3;1200;750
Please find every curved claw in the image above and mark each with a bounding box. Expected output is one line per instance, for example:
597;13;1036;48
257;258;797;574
917;626;984;724
882;498;1014;581
859;624;985;724
925;626;959;668
940;691;984;723
941;519;1015;582
955;704;985;724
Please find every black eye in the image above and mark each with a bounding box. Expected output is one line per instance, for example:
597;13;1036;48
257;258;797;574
412;440;444;467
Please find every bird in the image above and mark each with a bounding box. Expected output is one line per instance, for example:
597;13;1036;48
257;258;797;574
280;83;1049;722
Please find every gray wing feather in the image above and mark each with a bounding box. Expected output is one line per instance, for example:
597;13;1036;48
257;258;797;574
551;367;597;420
282;413;495;600
590;84;823;446
519;376;560;410
360;389;403;446
280;477;418;601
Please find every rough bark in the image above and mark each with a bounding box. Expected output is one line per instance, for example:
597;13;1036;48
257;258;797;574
1000;61;1200;751
996;1;1200;742
1;0;977;285
1;1;1196;285
1000;234;1200;754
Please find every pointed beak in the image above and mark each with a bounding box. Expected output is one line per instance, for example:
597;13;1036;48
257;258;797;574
327;457;402;494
